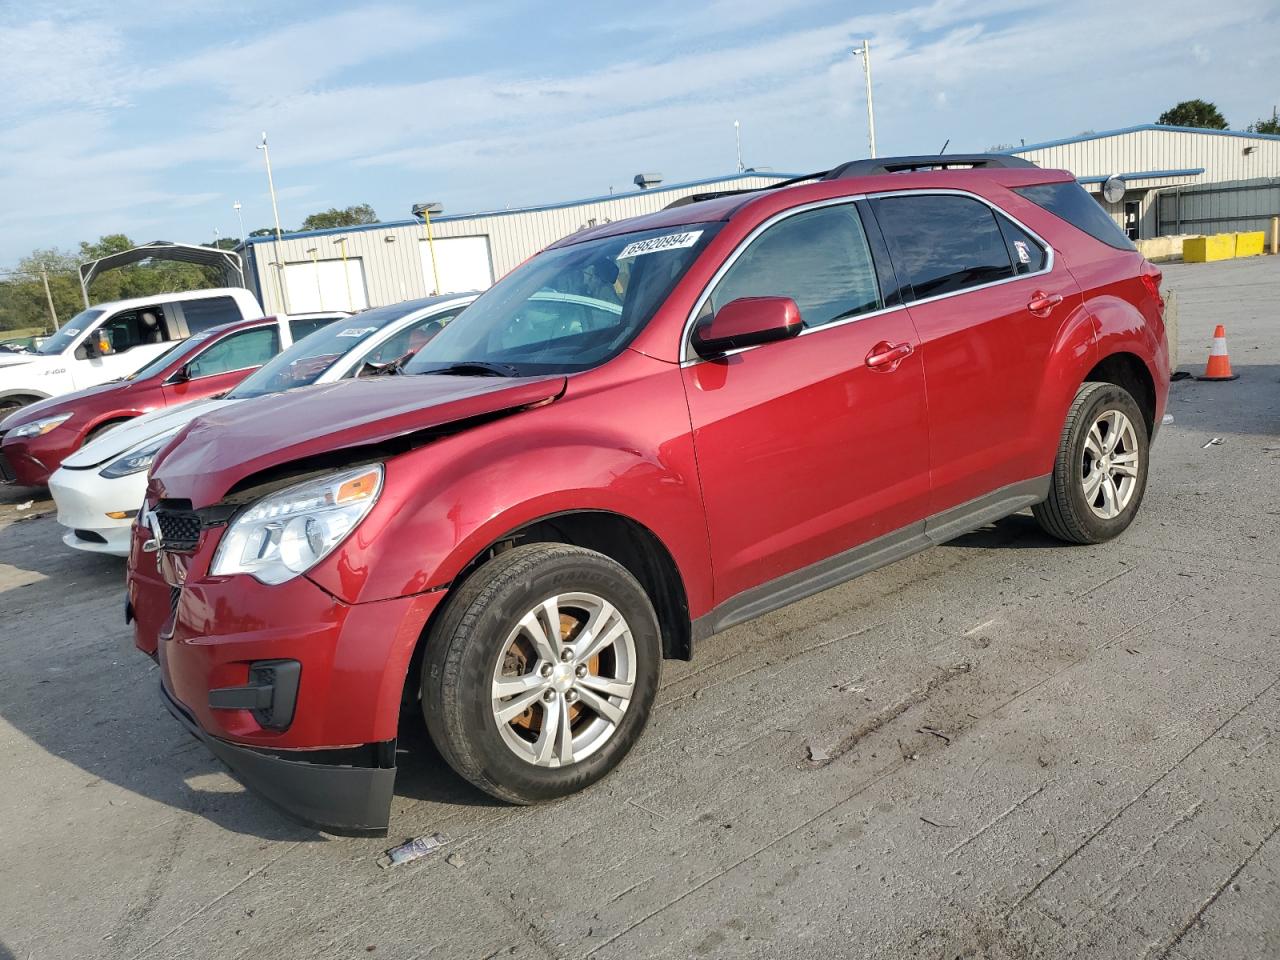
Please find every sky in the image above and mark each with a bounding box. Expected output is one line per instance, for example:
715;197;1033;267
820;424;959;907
1;0;1277;267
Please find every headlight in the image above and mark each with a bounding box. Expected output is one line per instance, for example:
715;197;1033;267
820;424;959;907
99;433;175;479
8;412;72;439
211;464;383;585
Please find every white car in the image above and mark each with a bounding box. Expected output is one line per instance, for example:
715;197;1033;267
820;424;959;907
48;294;476;555
0;288;266;418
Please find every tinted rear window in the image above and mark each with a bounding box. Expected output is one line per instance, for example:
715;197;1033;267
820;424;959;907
181;296;243;333
872;194;1014;300
1013;182;1136;251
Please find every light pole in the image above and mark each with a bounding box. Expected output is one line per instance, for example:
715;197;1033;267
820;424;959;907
334;237;354;311
412;202;443;296
256;132;290;314
734;120;744;173
306;247;323;309
851;40;877;158
233;200;246;249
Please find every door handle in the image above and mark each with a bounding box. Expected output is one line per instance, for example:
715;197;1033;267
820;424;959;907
865;340;914;370
1027;291;1063;317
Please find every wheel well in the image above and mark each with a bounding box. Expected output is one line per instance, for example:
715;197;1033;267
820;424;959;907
398;510;693;725
85;416;134;440
0;393;47;411
1085;353;1155;437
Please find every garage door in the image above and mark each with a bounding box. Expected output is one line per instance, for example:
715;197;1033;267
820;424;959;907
419;236;494;295
283;258;370;313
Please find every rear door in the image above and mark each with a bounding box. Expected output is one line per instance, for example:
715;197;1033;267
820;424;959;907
161;326;281;405
682;200;931;605
869;191;1083;515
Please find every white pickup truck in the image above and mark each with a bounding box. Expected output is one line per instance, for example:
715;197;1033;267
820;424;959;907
0;287;265;418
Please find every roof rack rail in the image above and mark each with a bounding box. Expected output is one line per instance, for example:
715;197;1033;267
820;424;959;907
822;154;1036;179
663;170;830;209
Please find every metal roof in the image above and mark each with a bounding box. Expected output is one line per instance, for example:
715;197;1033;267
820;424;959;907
79;241;244;307
1003;124;1280;155
1075;167;1206;185
239;172;802;248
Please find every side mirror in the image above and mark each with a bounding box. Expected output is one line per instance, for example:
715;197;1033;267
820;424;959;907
168;364;191;384
692;296;803;358
82;338;100;359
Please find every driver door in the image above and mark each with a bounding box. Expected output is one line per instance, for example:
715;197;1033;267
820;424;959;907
682;201;931;607
162;327;282;405
76;308;174;387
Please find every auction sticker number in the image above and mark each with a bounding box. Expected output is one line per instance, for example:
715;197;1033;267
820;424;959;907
616;230;703;260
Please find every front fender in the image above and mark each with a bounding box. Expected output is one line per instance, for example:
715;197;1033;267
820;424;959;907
308;360;714;619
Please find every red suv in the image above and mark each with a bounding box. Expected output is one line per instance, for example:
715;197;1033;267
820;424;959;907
128;156;1168;834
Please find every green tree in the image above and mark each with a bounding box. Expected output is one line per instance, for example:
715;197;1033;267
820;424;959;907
300;203;378;231
1247;108;1280;134
249;227;284;238
1157;100;1228;130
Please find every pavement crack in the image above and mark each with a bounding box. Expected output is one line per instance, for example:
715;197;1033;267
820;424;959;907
1005;672;1280;920
948;780;1055;856
1148;819;1280;960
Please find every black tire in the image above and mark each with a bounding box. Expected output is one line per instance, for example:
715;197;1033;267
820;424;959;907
1033;381;1150;544
422;543;661;804
84;419;127;446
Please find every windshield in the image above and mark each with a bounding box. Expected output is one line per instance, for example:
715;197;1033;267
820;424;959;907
35;309;104;355
227;300;433;399
402;223;722;377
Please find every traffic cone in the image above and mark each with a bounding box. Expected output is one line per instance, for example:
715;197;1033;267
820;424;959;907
1197;324;1239;381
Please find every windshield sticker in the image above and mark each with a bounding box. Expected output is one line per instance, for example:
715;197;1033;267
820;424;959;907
616;230;703;260
1013;240;1032;264
336;326;377;338
63;328;80;337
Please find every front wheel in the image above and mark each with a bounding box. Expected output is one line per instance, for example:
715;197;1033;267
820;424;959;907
422;543;661;804
1033;381;1150;544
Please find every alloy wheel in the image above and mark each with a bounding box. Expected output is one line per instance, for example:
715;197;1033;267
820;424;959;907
490;592;637;768
1081;409;1139;520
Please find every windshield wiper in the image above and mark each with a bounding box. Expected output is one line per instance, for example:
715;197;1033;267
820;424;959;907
418;361;520;378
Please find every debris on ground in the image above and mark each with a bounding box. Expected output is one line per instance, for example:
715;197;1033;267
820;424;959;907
920;816;957;829
445;852;466;868
806;741;831;763
1170;371;1192;382
378;833;448;869
1201;437;1224;449
1162;413;1175;425
15;500;33;511
919;726;952;744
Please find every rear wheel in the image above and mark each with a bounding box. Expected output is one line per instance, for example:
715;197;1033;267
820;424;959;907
1033;381;1149;544
422;543;661;803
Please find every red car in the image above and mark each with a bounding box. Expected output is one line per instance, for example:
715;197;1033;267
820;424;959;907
0;313;345;486
129;156;1169;834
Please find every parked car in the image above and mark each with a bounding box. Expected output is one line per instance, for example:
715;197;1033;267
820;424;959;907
127;156;1169;834
49;294;474;555
0;287;266;418
0;312;348;487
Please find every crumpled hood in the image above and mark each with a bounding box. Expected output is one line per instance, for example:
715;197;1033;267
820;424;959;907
151;373;567;506
61;397;238;468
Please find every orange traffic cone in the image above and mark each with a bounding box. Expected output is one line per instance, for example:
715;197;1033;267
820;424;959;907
1197;324;1238;381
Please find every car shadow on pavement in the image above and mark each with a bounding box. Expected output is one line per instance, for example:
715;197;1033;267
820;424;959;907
0;515;498;840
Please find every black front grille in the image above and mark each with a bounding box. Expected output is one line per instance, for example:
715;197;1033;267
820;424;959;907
0;448;13;484
155;509;200;548
169;585;182;614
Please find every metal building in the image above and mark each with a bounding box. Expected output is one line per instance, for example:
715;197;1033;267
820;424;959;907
240;173;792;315
1005;124;1280;240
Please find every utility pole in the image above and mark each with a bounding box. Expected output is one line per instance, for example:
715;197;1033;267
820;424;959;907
40;265;59;331
734;120;744;173
334;237;353;311
257;132;290;314
851;40;877;158
233;200;246;249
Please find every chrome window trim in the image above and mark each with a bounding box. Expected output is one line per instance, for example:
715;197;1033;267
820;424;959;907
679;187;1054;366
